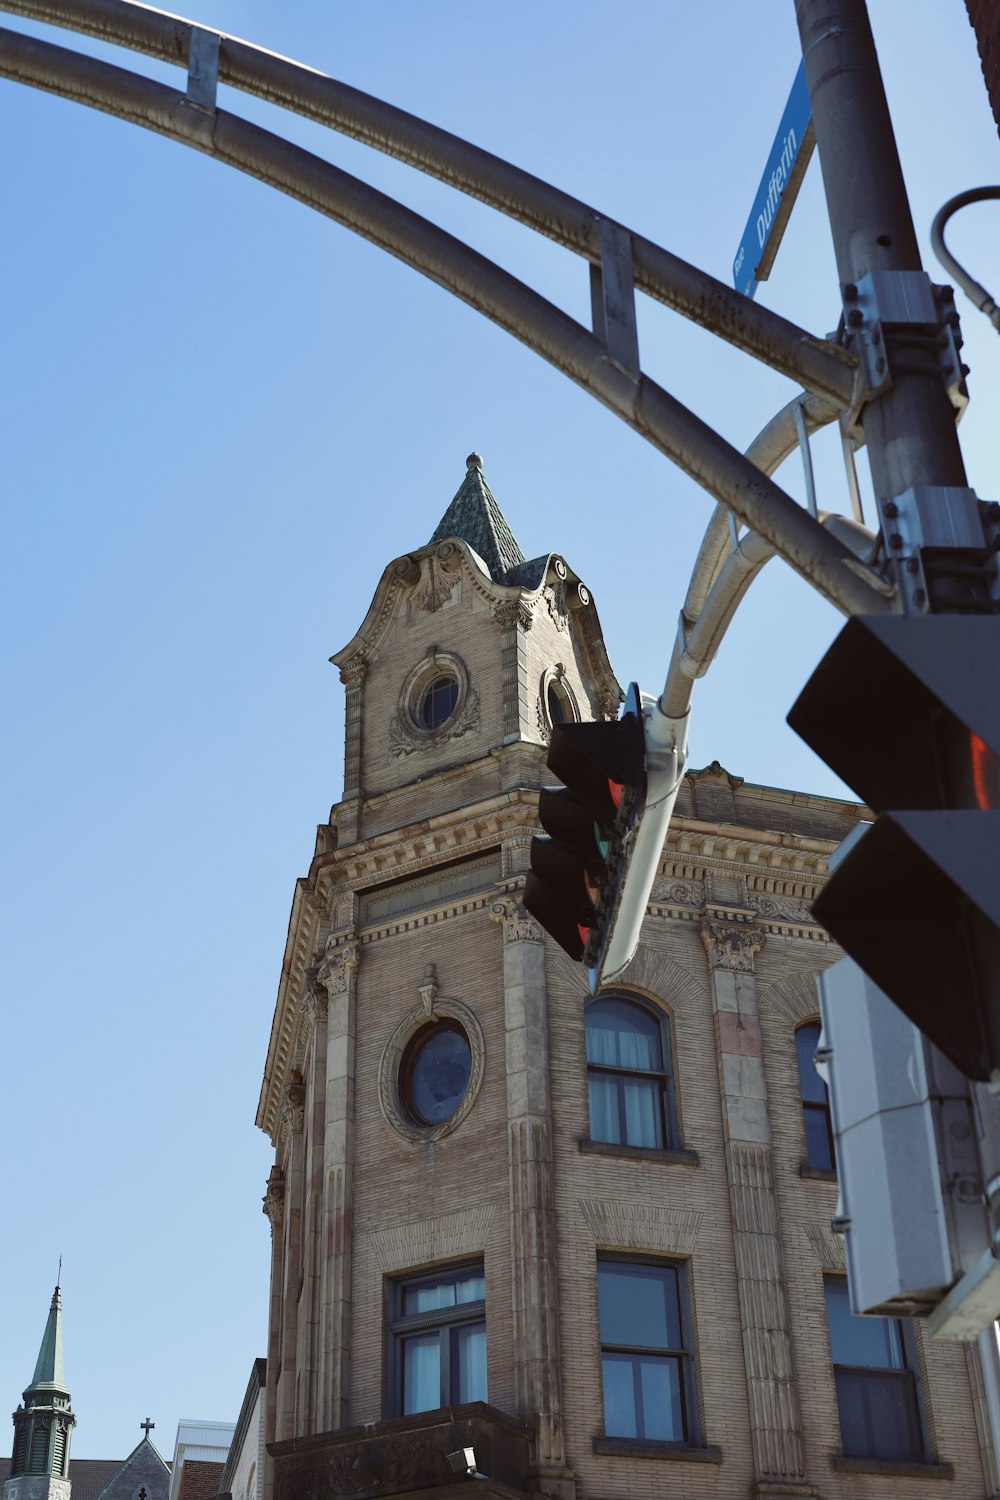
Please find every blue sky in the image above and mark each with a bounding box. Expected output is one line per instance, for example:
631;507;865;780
2;0;998;1461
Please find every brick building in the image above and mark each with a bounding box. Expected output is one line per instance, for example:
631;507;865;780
256;456;998;1500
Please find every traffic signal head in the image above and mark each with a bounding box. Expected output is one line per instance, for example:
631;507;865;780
789;615;1000;1079
524;687;646;965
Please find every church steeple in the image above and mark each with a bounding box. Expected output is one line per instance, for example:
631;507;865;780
6;1283;75;1499
427;452;526;581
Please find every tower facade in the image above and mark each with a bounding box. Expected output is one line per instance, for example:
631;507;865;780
5;1287;75;1500
257;458;996;1500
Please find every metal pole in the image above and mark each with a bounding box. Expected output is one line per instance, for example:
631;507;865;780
795;0;967;501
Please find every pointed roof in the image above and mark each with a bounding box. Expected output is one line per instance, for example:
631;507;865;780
428;453;526;581
28;1284;67;1395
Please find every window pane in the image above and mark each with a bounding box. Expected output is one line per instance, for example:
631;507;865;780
622;1076;664;1149
598;1262;680;1349
407;1028;472;1125
796;1023;827;1104
804;1105;834;1171
639;1356;685;1442
602;1353;638;1438
586;998;663;1072
835;1368;922;1461
453;1322;487;1403
405;1277;458;1314
589;1074;620;1143
825;1281;905;1369
402;1333;440;1414
454;1270;486;1304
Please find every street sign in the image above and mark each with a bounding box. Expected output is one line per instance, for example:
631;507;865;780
733;60;815;299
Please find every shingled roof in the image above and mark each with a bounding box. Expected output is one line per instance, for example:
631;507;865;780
428;453;526;581
0;1459;126;1500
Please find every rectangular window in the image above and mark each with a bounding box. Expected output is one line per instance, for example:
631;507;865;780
824;1278;924;1462
598;1257;695;1444
389;1264;487;1416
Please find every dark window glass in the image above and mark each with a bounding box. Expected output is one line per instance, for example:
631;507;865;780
796;1021;835;1171
824;1278;924;1462
402;1023;472;1126
586;995;676;1149
598;1259;693;1444
391;1265;487;1416
417;674;459;730
547;681;569;726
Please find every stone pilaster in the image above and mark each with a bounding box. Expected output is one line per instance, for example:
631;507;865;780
700;911;812;1497
491;898;574;1500
276;1075;305;1443
339;656;366;841
262;1164;285;1500
493;601;533;743
297;986;329;1434
317;934;360;1431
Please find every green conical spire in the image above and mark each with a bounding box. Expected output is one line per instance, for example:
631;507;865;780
428;453;526;581
29;1285;66;1393
10;1282;75;1481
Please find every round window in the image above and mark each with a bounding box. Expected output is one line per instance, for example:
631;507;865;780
417;673;459;731
402;1021;473;1125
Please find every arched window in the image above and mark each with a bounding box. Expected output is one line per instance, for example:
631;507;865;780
586;994;677;1150
796;1020;834;1171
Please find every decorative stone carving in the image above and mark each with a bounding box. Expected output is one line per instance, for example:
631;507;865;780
578;1200;704;1255
410;557;461;614
262;1165;285;1228
493;597;533;632
299;985;329;1027
687;758;745;790
701;918;766;972
650;878;704;906
316;937;359;997
545;582;570;633
378;985;486;1144
490;898;543;945
749;892;818;924
389;688;479;756
338;654;367;689
598;685;621;720
281;1077;305;1138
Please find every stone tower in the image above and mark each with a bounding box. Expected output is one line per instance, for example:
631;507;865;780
4;1286;75;1500
257;456;997;1500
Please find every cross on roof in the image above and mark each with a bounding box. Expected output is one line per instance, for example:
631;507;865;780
140;1419;155;1438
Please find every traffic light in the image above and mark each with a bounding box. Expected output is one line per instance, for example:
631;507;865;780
525;683;688;988
788;614;1000;1080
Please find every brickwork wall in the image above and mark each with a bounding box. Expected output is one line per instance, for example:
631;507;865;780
967;0;1000;137
176;1463;224;1500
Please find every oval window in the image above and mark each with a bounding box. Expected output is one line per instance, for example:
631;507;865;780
418;674;459;731
402;1022;473;1125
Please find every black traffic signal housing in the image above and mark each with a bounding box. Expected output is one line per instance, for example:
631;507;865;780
525;685;646;970
788;614;1000;1080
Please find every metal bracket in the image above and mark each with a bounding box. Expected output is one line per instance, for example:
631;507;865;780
841;269;969;440
590;219;639;377
187;28;220;114
875;485;998;613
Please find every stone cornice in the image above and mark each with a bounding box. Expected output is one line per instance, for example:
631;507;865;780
257;789;850;1142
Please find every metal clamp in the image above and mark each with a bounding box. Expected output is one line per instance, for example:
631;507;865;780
186;28;220;114
875;485;999;614
590;219;639;377
841;269;969;440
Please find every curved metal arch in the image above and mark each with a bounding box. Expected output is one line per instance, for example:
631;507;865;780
0;25;887;617
1;0;857;406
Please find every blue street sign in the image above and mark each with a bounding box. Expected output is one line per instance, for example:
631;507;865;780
733;60;815;299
